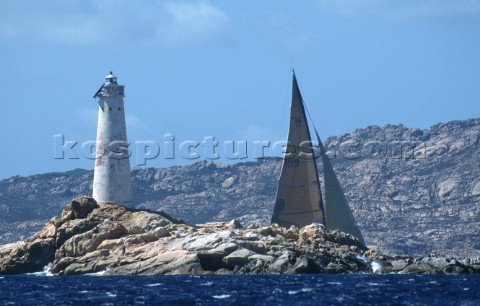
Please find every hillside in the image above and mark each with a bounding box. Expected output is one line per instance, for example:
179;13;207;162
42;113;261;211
1;118;479;257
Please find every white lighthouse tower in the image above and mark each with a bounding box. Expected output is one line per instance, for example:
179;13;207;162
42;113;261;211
92;72;134;208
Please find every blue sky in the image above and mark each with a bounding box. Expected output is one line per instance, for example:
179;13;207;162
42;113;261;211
1;0;479;179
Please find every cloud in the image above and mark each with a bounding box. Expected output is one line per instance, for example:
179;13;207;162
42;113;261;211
75;107;151;142
160;1;230;47
257;12;318;53
0;0;104;46
126;114;152;134
316;0;480;20
76;108;98;127
0;0;230;47
238;124;284;143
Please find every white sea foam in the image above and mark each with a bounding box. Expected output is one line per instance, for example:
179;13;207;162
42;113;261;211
200;281;213;286
86;267;110;276
146;283;163;287
335;296;346;303
371;261;382;273
356;254;368;263
288;288;312;295
327;282;342;285
106;292;117;297
272;288;283;294
213;294;231;299
26;264;53;276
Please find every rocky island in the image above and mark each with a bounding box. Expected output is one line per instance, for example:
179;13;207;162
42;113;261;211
1;119;479;258
1;197;479;276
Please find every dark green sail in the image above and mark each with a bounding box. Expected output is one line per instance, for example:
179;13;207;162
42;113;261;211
271;73;326;228
315;131;365;245
271;72;364;245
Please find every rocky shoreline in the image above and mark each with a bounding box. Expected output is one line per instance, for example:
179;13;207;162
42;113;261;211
2;119;480;258
1;197;479;276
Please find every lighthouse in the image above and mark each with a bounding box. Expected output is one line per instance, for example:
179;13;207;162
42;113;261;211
92;72;134;208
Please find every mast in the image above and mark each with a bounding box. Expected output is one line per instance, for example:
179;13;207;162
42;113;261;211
271;72;326;228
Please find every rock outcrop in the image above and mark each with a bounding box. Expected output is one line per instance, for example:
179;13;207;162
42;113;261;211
1;118;479;257
1;198;479;276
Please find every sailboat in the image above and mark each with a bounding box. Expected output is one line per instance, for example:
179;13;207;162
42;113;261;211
271;71;365;245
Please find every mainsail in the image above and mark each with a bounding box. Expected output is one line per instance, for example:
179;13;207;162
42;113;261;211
272;72;365;244
271;73;326;228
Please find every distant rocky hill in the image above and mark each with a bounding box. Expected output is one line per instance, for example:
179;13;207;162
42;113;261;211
1;118;479;257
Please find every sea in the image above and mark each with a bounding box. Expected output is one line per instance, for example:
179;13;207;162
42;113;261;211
0;273;479;305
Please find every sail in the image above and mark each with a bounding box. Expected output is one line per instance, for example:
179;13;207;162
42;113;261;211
271;73;326;228
316;131;365;245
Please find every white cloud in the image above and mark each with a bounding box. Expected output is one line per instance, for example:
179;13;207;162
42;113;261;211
257;12;318;53
316;0;480;20
126;114;152;134
43;17;104;46
160;1;230;47
0;0;230;47
76;108;98;126
239;124;284;143
76;108;151;138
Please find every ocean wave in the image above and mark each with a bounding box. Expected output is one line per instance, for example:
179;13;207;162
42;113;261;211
371;261;382;273
85;267;110;276
212;294;231;299
0;274;476;305
356;254;368;263
25;264;53;277
326;282;342;285
288;288;312;295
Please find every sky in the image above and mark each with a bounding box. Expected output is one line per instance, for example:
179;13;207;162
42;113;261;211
0;0;479;179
